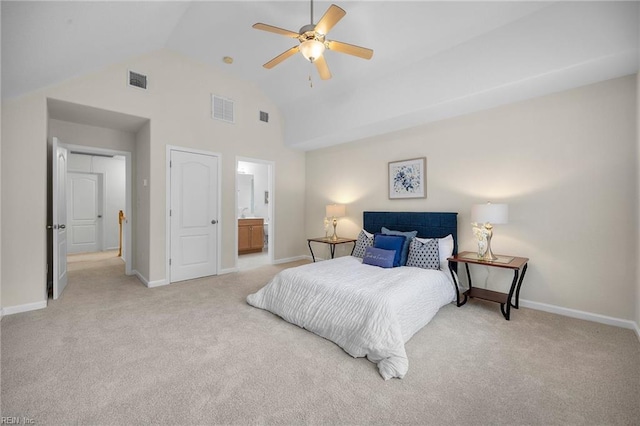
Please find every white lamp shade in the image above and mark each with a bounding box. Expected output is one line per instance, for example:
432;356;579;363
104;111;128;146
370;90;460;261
299;40;325;62
326;204;346;218
471;203;508;225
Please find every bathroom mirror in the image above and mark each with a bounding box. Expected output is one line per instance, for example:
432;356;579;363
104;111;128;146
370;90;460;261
237;174;254;217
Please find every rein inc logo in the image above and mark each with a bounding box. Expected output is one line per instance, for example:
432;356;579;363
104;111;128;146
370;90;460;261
1;418;34;424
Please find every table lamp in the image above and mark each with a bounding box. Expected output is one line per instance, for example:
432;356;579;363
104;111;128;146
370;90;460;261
471;202;508;261
325;204;346;241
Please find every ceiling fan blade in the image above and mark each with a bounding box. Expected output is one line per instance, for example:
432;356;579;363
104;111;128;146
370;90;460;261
263;46;300;69
253;23;300;38
326;40;374;60
314;55;332;80
314;4;346;35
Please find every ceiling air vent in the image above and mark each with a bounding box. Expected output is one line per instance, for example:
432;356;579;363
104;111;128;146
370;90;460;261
259;111;269;123
128;70;148;90
212;95;234;123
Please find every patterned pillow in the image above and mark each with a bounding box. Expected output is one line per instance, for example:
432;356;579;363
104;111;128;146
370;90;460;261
415;235;454;270
352;230;373;258
406;238;440;270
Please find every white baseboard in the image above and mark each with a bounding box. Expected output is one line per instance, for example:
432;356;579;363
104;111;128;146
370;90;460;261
133;270;168;288
132;269;148;286
273;255;310;265
520;299;639;335
222;257;306;273
1;300;48;316
147;279;169;288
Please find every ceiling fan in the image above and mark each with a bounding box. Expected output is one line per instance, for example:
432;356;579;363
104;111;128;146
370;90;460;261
253;0;374;80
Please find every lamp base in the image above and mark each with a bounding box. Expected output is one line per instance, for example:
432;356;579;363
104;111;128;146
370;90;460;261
330;218;338;241
481;224;497;261
482;249;498;262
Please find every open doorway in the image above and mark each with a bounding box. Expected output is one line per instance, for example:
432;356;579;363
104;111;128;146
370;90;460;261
64;149;129;280
46;99;148;299
236;158;274;271
47;141;133;299
66;152;125;256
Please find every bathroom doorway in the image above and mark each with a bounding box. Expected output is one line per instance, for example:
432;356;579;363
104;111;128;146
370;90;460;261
236;158;274;270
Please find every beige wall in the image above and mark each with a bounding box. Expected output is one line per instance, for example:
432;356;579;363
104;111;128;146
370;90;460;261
1;95;48;307
1;49;306;308
306;75;637;321
49;119;137;153
135;121;151;280
0;70;2;313
637;72;640;330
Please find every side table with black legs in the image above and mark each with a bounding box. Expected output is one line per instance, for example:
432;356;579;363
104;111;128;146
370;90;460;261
447;251;529;320
307;237;357;262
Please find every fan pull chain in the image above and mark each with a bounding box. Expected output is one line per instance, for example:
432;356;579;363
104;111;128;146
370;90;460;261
309;74;313;88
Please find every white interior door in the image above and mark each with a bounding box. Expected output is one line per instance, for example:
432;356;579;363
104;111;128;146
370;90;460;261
52;137;68;299
170;150;218;282
67;172;102;253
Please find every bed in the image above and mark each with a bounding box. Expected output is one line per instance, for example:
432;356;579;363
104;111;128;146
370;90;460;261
246;212;458;380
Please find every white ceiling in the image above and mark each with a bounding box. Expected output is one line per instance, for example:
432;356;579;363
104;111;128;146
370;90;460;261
2;1;638;150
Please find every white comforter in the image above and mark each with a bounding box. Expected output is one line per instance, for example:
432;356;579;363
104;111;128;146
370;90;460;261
246;256;456;380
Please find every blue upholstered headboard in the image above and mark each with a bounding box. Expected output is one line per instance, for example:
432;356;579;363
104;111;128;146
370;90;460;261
363;211;458;266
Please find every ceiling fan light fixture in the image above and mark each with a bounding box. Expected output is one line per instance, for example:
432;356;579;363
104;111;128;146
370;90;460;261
253;2;372;78
299;39;325;62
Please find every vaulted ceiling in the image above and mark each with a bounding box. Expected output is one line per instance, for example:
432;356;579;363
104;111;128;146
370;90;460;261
2;1;638;150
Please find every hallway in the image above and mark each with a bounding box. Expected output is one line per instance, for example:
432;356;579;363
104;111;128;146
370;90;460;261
57;250;142;303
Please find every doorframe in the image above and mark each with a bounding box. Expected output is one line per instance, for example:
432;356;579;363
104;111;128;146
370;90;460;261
166;145;222;284
64;143;133;275
235;156;275;269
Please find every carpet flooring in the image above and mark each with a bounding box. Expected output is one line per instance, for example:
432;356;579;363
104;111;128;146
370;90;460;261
1;254;639;425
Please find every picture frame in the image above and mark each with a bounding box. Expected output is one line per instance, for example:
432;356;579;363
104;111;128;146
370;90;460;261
388;157;427;199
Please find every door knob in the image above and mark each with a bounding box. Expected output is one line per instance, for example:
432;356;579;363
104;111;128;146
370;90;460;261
97;215;102;218
211;220;218;224
59;224;66;229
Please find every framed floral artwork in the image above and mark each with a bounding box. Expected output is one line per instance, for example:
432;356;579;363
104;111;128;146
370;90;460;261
388;157;426;199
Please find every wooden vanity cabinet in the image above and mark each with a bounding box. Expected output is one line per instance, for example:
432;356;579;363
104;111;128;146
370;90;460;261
238;218;264;254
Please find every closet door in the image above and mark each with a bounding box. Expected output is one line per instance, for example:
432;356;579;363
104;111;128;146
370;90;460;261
67;172;101;254
169;150;219;282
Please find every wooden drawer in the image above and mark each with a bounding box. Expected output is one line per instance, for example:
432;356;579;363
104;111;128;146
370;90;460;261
238;218;263;227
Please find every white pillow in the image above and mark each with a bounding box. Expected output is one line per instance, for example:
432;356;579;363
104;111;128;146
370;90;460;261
415;234;454;271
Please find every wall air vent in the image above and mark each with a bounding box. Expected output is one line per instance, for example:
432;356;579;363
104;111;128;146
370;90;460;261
128;70;148;90
212;95;234;123
259;111;269;123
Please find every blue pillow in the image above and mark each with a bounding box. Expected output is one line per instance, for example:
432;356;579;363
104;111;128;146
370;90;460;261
381;227;418;266
373;234;406;267
362;246;396;268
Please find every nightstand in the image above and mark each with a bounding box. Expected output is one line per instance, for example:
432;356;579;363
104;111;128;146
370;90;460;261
447;251;529;320
307;237;357;262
